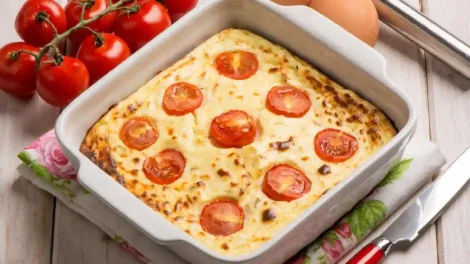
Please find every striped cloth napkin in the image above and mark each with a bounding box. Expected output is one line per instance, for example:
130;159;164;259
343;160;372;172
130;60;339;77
17;130;445;264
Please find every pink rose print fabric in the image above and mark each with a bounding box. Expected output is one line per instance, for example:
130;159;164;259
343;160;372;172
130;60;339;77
19;129;430;264
335;222;352;239
119;242;151;264
321;238;344;261
25;130;76;180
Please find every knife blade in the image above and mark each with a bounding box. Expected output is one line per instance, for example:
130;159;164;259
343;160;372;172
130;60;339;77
372;0;470;80
346;145;470;264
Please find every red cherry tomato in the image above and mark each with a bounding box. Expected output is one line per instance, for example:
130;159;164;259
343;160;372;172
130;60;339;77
0;42;39;98
214;51;259;80
162;0;198;22
36;56;90;107
77;33;130;84
262;164;311;202
210;110;257;148
266;86;312;118
113;0;171;53
119;117;159;150
200;199;244;236
143;149;186;185
65;0;116;44
314;128;359;163
15;0;67;47
162;82;203;116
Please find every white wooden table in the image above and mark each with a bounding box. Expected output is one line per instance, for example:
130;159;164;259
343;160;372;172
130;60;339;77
1;0;469;263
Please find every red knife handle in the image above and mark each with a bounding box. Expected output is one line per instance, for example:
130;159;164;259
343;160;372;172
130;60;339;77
346;237;393;264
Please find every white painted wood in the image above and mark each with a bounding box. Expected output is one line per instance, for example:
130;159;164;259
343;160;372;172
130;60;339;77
424;0;470;263
340;0;438;261
0;94;58;264
0;0;61;263
52;203;140;264
5;0;465;263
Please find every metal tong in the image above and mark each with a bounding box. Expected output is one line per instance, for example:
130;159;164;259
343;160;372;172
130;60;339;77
373;0;470;79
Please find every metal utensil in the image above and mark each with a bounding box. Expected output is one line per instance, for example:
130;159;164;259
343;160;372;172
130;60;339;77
373;0;470;79
346;145;470;264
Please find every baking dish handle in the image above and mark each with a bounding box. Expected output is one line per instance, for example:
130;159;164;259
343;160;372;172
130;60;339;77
268;1;389;84
76;160;184;243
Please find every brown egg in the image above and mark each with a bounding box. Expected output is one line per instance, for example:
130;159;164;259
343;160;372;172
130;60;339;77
271;0;311;5
309;0;379;46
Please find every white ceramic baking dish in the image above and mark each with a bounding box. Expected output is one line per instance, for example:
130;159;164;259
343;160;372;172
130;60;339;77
55;0;417;263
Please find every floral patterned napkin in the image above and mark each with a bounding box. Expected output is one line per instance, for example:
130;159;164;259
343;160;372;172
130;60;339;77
17;130;445;264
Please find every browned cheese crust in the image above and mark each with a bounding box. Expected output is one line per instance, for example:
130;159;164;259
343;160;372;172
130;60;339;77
80;29;397;256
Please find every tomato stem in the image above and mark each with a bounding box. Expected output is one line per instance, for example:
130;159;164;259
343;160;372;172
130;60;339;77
35;11;59;38
80;2;88;21
52;51;64;66
29;0;135;69
81;27;106;47
9;50;40;62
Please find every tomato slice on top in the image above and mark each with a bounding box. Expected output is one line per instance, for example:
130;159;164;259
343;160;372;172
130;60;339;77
200;199;245;236
163;82;203;116
266;86;312;118
262;164;311;202
214;51;259;80
143;149;186;185
314;128;359;163
210;110;257;148
120;117;158;150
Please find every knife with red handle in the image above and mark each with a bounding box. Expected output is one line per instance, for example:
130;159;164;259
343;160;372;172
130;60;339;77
346;238;390;264
346;146;470;264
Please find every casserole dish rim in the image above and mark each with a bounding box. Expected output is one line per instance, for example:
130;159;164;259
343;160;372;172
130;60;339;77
55;0;418;262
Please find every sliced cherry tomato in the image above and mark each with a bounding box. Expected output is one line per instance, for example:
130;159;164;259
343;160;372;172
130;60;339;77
0;42;40;98
143;149;185;185
36;56;90;107
266;86;312;118
214;51;258;80
119;117;158;150
15;0;67;47
162;82;203;116
262;164;311;202
162;0;198;22
77;33;131;84
314;128;359;163
200;199;244;236
65;0;116;44
210;110;257;148
113;0;171;53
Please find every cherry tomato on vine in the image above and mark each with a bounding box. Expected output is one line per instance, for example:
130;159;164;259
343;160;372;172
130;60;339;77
65;0;116;44
113;0;171;53
77;33;130;84
36;56;90;107
162;0;198;22
0;42;40;98
15;0;67;47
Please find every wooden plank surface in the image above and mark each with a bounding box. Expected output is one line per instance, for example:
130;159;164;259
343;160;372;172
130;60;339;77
51;204;139;264
424;0;470;263
6;0;470;263
0;1;60;263
0;95;58;264
340;0;438;262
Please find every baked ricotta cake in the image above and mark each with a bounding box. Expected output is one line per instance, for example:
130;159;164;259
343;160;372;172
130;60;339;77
80;29;397;256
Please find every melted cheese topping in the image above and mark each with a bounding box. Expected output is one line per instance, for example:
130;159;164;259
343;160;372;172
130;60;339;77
80;29;397;256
